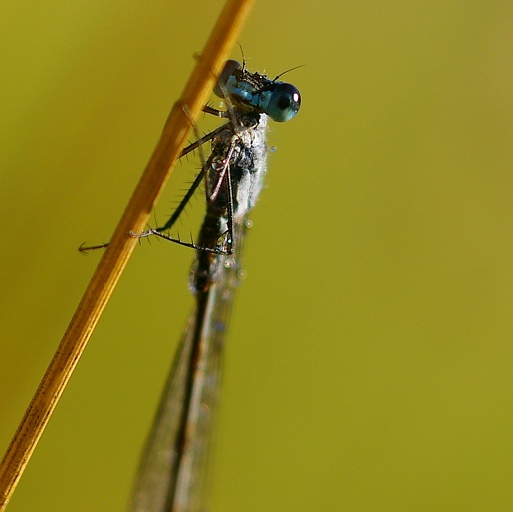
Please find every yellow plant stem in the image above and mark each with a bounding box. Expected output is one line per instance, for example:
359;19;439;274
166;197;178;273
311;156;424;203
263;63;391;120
0;0;255;509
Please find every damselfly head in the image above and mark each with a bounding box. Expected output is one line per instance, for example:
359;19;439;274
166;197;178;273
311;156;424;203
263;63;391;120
213;60;301;123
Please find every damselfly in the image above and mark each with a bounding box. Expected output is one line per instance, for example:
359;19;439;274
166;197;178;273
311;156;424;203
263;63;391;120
128;60;301;512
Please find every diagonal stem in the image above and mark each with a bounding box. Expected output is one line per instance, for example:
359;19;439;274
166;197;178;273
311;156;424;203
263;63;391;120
0;1;255;509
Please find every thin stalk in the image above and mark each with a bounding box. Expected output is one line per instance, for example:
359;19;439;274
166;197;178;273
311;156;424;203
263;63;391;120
0;1;255;509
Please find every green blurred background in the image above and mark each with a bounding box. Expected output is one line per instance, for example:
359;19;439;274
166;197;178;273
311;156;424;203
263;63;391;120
2;1;513;510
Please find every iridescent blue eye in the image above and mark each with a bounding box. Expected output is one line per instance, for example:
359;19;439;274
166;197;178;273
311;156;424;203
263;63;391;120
266;83;301;122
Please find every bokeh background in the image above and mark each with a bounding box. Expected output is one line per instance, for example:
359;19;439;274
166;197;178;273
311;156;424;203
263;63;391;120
2;1;513;510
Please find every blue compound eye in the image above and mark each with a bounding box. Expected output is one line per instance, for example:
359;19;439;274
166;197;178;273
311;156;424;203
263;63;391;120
214;60;241;98
266;83;301;122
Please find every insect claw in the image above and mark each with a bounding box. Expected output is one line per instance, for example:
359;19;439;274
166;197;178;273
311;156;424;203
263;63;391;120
78;241;108;253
